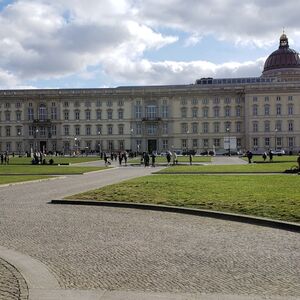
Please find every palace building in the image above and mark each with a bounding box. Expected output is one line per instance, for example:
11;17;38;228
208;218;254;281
0;33;299;155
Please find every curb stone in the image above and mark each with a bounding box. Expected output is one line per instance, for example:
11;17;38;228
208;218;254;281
51;200;300;233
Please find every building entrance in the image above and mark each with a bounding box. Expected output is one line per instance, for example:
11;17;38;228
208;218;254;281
147;140;157;153
40;141;47;153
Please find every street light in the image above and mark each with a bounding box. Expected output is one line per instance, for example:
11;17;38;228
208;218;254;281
226;127;231;156
97;131;101;156
275;128;278;151
74;137;78;156
35;129;39;153
17;129;21;156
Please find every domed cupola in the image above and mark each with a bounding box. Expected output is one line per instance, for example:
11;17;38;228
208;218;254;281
262;32;300;77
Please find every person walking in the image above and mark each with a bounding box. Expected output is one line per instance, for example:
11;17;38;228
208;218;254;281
166;152;171;165
269;150;273;162
297;153;300;170
151;152;156;167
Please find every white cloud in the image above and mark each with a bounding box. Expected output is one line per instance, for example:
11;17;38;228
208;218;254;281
103;57;266;86
0;0;299;88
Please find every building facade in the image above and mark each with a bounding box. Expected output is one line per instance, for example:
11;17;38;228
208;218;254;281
0;34;299;155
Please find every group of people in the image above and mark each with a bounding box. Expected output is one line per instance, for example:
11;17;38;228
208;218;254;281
103;151;129;167
246;149;275;164
0;152;10;164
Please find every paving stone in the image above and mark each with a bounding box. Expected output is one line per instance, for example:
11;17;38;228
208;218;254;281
0;165;299;298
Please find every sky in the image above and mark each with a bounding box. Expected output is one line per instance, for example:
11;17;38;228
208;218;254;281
0;0;300;89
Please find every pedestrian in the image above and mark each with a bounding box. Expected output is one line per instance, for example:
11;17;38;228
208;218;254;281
297;153;300;170
172;152;178;165
246;150;253;164
269;150;273;162
124;151;128;166
0;154;3;164
144;152;150;167
166;152;171;165
151;152;156;167
189;153;192;165
262;152;267;162
118;152;123;166
104;153;108;167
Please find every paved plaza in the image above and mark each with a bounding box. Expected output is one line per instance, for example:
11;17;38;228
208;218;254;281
0;158;299;299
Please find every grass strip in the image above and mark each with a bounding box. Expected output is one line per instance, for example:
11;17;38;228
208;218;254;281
157;162;298;173
0;165;106;175
66;174;300;223
0;175;54;185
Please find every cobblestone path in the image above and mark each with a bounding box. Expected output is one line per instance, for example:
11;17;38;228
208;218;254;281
0;166;299;298
0;258;28;300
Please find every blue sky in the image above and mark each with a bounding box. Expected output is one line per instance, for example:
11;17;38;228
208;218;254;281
0;0;299;89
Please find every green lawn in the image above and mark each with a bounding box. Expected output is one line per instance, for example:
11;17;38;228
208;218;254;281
130;155;211;164
66;174;300;223
248;155;298;163
0;165;106;175
9;156;101;165
0;175;53;185
157;162;298;173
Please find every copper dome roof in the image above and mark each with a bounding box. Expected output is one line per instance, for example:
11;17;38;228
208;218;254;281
263;34;300;73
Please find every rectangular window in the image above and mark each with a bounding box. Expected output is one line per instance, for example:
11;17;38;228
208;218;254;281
181;123;188;134
192;123;198;134
29;126;34;136
95;110;101;120
214;122;219;133
162;139;168;150
118;99;124;106
213;139;220;147
236;122;241;133
264;105;270;116
6;127;10;137
181;108;187;118
85;111;91;120
75;126;80;136
192;139;198;148
74;111;80;120
64;111;69;120
64;126;69;136
275;121;282;131
288;121;294;132
252;105;258;116
5;112;11;121
225;107;231;117
16;111;21;121
96;100;102;107
276;104;281;115
161;105;168;118
203;107;209;117
181;139;187;149
106;100;113;107
213;107;219;117
107;110;113;120
147;124;157;135
86;126;91;136
118;110;124;120
27;107;34;121
264;121;270;132
39;127;46;136
64;101;69;107
136;123;142;135
192;108;198;118
253;137;258;147
135;106;142;119
163;123;168;134
288;137;294;147
203;139;209;147
96;125;102;135
236;106;241;117
108;125;113;135
51;107;57;120
51;125;57;136
119;140;124;150
276;137;282;147
265;137;270;147
118;125;124;135
288;95;293;101
15;102;21;108
253;122;258;132
203;122;209;133
288;105;293;115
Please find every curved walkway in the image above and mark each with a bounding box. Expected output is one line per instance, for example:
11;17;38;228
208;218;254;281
0;161;299;299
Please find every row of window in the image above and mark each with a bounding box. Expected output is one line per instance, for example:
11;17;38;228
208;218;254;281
180;106;242;118
252;137;295;148
252;95;293;102
180;122;241;134
180;97;243;105
252;120;294;132
252;104;294;116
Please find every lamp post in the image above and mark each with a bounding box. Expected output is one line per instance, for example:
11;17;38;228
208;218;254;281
35;128;39;153
17;130;21;156
226;127;231;156
74;137;78;156
97;131;101;156
275;128;278;151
